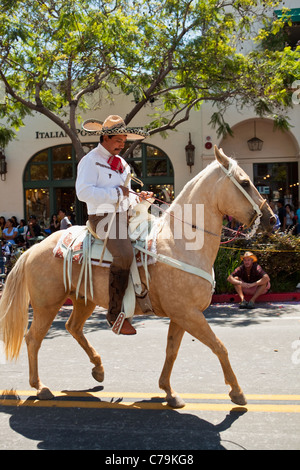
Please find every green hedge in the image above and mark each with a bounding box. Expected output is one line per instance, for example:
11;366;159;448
214;233;300;294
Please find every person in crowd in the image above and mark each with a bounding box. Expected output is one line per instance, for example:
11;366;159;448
11;216;18;227
2;218;18;248
296;204;300;235
285;204;295;232
277;199;286;232
0;216;6;233
269;201;281;232
67;211;76;225
49;214;60;233
58;208;72;230
227;251;270;309
16;219;27;245
25;215;42;246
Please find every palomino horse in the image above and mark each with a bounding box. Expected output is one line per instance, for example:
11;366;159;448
0;147;275;408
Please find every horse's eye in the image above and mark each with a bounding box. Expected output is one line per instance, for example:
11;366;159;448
241;179;250;188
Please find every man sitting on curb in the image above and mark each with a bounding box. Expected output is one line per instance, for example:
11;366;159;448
227;251;270;309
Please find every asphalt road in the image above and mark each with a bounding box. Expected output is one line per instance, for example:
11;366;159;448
0;301;299;451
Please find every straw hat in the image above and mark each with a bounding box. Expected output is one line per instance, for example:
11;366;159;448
240;251;258;262
82;115;149;140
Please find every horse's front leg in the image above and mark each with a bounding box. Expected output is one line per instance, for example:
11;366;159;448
176;307;247;406
159;320;186;408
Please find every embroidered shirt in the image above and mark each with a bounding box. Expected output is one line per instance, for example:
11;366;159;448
76;143;138;215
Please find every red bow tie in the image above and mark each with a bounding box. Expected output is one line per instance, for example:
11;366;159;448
107;155;124;173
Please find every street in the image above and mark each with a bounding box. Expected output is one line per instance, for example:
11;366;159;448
0;301;299;451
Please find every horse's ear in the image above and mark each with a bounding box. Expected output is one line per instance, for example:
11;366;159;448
214;145;230;169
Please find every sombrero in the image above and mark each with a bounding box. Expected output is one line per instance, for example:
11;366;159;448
240;251;258;262
82;115;149;141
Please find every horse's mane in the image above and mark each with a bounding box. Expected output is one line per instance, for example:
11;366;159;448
162;155;238;220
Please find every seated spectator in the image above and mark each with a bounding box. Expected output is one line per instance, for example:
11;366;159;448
16;219;27;245
25;215;42;246
2;218;18;247
58;208;72;230
227;251;270;309
49;214;60;233
0;216;6;232
11;216;18;227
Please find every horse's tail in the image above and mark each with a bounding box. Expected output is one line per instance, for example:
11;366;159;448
0;250;31;361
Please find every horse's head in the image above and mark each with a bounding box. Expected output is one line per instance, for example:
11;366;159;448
214;146;276;232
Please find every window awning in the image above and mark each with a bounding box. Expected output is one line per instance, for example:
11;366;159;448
275;8;300;23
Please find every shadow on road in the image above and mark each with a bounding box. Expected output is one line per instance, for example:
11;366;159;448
0;389;247;450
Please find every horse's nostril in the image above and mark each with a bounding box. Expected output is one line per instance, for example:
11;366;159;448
270;215;276;226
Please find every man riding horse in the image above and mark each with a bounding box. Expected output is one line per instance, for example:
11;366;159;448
76;115;151;335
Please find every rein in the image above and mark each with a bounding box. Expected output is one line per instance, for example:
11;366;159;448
129;160;265;243
129;189;245;242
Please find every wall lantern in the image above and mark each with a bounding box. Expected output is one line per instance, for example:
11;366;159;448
185;133;195;172
0;149;7;181
247;121;263;151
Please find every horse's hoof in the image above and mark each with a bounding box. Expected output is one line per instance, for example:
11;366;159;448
167;395;186;409
37;387;54;400
92;365;104;383
229;390;247;406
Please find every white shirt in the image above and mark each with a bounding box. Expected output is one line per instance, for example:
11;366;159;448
76;143;138;215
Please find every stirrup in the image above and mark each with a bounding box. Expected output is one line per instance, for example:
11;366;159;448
108;312;137;335
111;312;126;335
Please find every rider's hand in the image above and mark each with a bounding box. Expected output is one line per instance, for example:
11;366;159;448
139;191;154;202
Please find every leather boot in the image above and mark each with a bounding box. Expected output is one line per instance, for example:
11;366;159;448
106;266;136;335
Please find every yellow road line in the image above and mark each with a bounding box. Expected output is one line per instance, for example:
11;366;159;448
0;398;299;413
1;391;300;413
1;390;300;401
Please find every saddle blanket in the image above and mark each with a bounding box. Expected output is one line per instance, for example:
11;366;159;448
53;224;157;268
53;200;162;268
52;203;162;315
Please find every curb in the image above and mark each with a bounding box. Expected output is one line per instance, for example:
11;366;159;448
63;292;300;307
211;292;300;304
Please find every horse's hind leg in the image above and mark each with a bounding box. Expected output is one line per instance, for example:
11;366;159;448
25;305;60;400
65;297;104;383
159;321;186;408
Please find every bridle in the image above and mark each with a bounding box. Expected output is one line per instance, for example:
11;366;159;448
218;160;266;232
129;159;266;241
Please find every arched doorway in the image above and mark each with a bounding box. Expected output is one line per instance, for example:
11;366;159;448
23;144;77;229
23;142;174;227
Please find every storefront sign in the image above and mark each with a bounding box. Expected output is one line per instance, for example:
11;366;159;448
35;128;96;139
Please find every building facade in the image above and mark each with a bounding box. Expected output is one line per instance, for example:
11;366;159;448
0;1;299;227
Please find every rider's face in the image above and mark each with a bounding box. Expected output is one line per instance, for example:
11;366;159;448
101;135;127;155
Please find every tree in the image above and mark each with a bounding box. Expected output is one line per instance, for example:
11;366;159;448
0;0;299;158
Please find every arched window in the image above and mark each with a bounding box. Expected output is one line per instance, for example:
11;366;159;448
23;141;174;227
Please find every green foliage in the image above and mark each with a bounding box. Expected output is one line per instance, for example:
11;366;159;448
0;0;298;153
0;127;16;148
214;232;300;294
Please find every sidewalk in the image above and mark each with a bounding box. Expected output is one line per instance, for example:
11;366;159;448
62;292;300;307
211;292;300;304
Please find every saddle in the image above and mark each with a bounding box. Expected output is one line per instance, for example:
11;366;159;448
53;200;161;319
